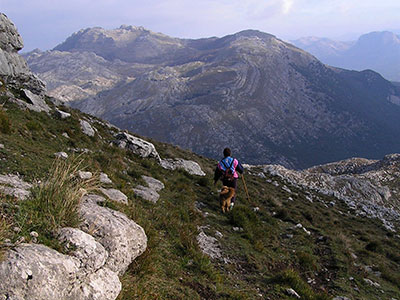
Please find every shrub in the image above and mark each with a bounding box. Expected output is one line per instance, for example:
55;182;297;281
269;269;330;300
365;241;382;253
26;120;42;131
228;205;262;241
296;251;318;272
0;109;11;134
17;157;99;245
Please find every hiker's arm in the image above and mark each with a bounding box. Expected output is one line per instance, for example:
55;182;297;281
214;166;222;184
236;162;244;174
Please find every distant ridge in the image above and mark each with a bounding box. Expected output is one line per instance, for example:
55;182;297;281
26;26;400;168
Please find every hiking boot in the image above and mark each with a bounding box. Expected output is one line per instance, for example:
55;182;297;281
230;202;235;209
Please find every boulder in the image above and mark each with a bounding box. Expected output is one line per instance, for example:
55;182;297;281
99;188;128;204
0;174;32;200
100;172;113;184
79;194;147;274
160;158;206;176
55;109;71;119
113;132;161;161
142;175;164;191
196;231;223;260
0;243;80;300
0;13;45;94
78;171;92;180
80;119;95;137
133;186;160;203
58;227;107;271
0;242;122;300
133;176;164;203
54;151;68;159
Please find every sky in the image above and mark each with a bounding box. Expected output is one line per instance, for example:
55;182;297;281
1;0;400;52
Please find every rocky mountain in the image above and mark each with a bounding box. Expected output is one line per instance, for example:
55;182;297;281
2;13;400;300
25;27;400;169
292;31;400;82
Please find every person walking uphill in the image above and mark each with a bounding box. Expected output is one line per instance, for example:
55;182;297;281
214;148;244;209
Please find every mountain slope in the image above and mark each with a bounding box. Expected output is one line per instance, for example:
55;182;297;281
1;14;400;299
26;27;400;169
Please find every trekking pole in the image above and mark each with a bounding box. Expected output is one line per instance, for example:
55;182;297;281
241;173;251;203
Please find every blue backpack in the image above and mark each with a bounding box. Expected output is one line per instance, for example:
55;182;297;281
220;157;235;181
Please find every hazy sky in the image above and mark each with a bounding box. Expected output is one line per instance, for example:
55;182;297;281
1;0;400;51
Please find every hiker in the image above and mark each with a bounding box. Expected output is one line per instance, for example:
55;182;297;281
214;147;244;208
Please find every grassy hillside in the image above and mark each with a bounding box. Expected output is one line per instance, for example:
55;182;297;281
0;93;399;300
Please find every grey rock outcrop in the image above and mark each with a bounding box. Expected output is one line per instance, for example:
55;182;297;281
79;194;147;274
0;13;45;94
0;243;81;300
99;188;128;204
0;188;146;300
253;154;400;231
80;119;96;137
142;175;165;191
196;231;223;260
133;175;164;203
99;172;113;184
55;109;71;119
0;174;32;200
160;158;206;176
113;131;161;161
54;151;68;159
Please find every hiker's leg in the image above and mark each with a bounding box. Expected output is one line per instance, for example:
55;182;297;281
231;179;238;203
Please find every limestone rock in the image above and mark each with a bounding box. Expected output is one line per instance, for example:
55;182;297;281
78;171;93;180
79;194;147;274
69;267;121;300
133;186;160;203
0;174;32;200
0;13;45;94
196;231;222;260
99;188;128;204
142;175;165;191
19;88;50;113
0;243;80;300
80;119;95;137
55;109;71;119
113;132;161;161
58;227;107;271
257;154;400;231
133;176;164;203
160;158;206;176
100;172;113;184
54;151;68;159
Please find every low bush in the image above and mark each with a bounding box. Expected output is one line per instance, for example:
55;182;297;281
16;157;99;247
0;109;11;134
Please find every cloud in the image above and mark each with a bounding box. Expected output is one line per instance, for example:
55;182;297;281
282;0;295;14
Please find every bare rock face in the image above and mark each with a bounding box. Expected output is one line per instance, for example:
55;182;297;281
113;131;161;162
99;188;128;204
253;154;400;231
160;158;206;176
0;174;32;200
79;194;147;274
0;243;80;300
133;175;165;203
0;191;147;300
0;13;45;94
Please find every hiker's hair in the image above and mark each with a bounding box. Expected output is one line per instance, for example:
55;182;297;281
223;148;231;157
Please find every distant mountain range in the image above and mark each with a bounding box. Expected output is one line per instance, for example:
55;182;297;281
24;26;400;168
292;31;400;82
